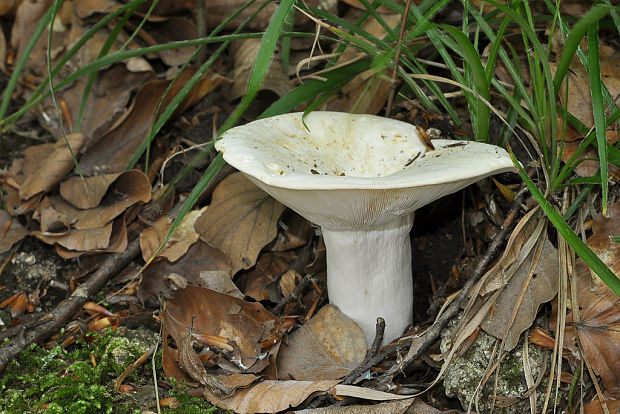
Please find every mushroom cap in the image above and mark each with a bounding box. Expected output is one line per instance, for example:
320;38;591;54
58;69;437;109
216;112;516;230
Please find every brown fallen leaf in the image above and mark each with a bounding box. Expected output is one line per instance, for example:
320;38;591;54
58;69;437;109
59;172;122;210
586;200;620;278
140;207;205;263
0;210;28;254
39;65;153;143
38;170;151;231
203;379;340;414
326;13;401;115
19;133;87;200
0;291;29;318
480;238;558;351
196;172;286;275
277;305;366;381
294;398;418;413
78;69;228;175
138;241;231;302
162;286;283;382
584;399;620;414
235;251;297;302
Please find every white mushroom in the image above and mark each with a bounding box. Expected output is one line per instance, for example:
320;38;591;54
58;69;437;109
216;112;516;346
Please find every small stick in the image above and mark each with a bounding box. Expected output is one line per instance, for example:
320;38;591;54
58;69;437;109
0;237;142;372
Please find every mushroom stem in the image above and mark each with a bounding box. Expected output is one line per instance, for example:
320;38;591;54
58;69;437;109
321;214;414;346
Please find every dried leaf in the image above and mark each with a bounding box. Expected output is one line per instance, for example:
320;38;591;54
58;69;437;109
78;69;227;175
140;207;205;262
277;305;366;381
138;241;231;301
575;286;620;397
333;385;414;401
480;238;559;351
196;173;286;275
19;133;87;200
236;251;296;302
162;285;283;383
38;170;150;231
203;380;339;414
0;210;28;254
584;399;620;414
587;200;620;278
294;398;417;414
59;172;121;210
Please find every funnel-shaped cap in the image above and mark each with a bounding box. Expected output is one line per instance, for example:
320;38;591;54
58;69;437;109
216;112;516;231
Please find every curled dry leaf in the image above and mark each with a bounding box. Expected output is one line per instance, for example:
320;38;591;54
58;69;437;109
19;133;87;200
236;251;297;302
38;170;150;231
59;172;122;210
196;172;286;275
203;379;339;414
0;210;28;254
140;206;206;262
277;305;366;381
162;286;283;383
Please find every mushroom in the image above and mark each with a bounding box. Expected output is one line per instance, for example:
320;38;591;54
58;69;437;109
216;112;516;345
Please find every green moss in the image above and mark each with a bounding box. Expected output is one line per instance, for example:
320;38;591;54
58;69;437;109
0;329;229;413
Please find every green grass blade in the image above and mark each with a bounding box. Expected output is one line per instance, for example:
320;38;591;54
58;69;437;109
217;0;295;134
510;147;620;298
0;5;54;120
586;25;609;215
553;4;613;92
260;58;372;119
441;25;490;142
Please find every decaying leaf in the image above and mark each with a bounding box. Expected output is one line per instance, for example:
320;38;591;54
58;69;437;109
584;399;620;414
78;69;227;175
236;251;297;302
586;200;620;278
203;379;340;414
140;206;206;262
18;133;87;200
138;241;231;302
0;210;28;254
162;285;284;386
294;398;418;414
196;173;286;275
277;305;366;381
59;172;122;210
38;170;151;231
480;238;558;351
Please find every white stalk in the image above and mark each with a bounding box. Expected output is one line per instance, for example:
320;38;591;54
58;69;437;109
321;214;414;345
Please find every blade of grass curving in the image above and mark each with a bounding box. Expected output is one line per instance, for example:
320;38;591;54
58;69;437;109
1;32;318;131
587;25;609;215
217;0;295;134
553;3;613;93
261;57;372;119
0;4;54;120
0;0;150;127
127;0;267;171
441;25;490;142
74;3;141;132
509;146;620;298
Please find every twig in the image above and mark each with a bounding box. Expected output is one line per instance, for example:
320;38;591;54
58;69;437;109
272;273;314;315
341;317;386;385
378;186;529;383
385;0;412;117
0;237;142;372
